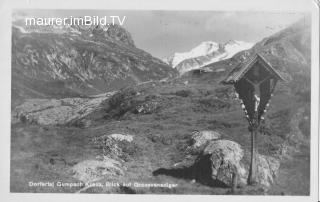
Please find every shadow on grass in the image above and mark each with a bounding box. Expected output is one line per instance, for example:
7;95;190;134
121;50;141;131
152;154;229;188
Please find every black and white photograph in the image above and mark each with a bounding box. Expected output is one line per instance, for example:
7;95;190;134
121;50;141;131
0;0;319;201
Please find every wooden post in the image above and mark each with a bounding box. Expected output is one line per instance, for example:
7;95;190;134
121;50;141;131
231;165;238;193
247;111;259;185
248;129;258;184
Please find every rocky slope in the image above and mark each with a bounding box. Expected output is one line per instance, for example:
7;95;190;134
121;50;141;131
164;40;253;74
205;18;311;95
12;92;115;126
11;20;177;106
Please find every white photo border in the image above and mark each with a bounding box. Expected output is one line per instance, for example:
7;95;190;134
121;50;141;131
0;0;318;202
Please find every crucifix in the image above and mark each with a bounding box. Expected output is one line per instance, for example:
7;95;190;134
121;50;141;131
243;74;271;112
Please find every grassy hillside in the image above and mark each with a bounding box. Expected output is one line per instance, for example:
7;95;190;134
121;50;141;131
11;73;310;194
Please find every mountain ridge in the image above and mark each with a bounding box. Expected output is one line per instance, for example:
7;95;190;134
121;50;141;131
11;21;177;106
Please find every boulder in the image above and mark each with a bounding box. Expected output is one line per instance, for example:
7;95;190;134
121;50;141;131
256;154;280;187
71;158;123;183
109;133;134;142
191;139;280;188
92;133;137;161
193;140;247;187
186;130;222;155
191;130;222;148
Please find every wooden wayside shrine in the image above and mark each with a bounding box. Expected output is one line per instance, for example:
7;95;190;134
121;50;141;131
223;53;285;185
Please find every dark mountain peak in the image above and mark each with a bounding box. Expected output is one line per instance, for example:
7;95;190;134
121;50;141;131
12;17;135;47
11;19;176;101
105;24;135;47
87;23;135;47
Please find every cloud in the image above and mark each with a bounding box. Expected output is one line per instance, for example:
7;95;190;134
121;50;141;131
204;11;305;42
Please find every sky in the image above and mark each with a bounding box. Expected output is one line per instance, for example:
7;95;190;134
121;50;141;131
14;10;307;59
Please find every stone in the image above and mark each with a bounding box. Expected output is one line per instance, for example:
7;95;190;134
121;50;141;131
191;130;222;148
199;139;247;186
92;133;137;161
71;158;123;183
192;139;280;188
109;134;134;142
256;154;280;187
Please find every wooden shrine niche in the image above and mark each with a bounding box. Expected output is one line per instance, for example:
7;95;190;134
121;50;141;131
224;54;284;123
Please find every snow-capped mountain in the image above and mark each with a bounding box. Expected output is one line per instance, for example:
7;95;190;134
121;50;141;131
165;40;253;74
169;41;222;67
